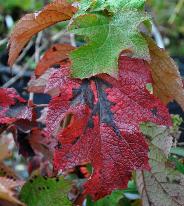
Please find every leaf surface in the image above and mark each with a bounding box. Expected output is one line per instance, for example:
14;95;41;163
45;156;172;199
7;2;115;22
35;44;74;77
20;176;72;206
0;88;32;124
136;123;184;206
147;36;184;110
8;0;76;66
69;11;150;78
73;0;145;15
46;56;171;200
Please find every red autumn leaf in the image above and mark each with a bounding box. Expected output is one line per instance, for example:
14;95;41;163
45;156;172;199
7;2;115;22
0;88;32;124
35;44;74;77
8;0;77;66
0;88;25;107
46;56;171;200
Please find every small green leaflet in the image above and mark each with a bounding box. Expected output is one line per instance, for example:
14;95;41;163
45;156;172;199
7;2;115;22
86;180;139;206
20;176;72;206
69;11;150;78
170;147;184;157
136;123;184;206
86;190;124;206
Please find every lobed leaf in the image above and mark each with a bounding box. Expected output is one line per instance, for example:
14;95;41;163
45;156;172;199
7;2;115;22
46;56;171;200
137;123;184;206
69;11;150;78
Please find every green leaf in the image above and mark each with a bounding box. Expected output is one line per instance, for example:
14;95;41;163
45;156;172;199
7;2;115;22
169;156;184;174
137;123;184;206
86;190;124;206
20;176;72;206
73;0;146;14
69;11;150;78
86;180;139;206
105;0;146;12
170;147;184;157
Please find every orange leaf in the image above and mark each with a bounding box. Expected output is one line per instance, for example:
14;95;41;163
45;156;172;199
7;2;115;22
147;36;184;110
8;0;77;66
35;44;74;77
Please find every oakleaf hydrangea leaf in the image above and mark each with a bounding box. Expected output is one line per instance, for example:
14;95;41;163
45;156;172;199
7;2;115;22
48;56;171;200
69;11;150;78
20;176;72;206
136;123;184;206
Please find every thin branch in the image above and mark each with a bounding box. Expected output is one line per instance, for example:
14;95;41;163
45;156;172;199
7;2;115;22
2;55;35;88
29;32;43;101
51;29;68;42
35;32;43;63
70;33;76;47
152;22;165;49
35;104;48;108
16;40;34;64
0;38;7;46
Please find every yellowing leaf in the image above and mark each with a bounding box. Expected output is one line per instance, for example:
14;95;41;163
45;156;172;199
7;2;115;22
8;0;76;66
147;36;184;110
136;123;184;206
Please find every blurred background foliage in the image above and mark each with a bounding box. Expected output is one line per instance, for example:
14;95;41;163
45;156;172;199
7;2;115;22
148;0;184;56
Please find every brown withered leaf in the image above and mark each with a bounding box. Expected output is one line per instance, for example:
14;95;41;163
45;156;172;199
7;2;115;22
8;0;77;66
35;44;74;77
28;69;54;94
147;36;184;110
0;177;24;205
0;162;18;181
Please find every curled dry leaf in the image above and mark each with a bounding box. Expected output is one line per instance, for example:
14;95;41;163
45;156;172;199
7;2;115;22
147;36;184;110
8;0;77;66
35;44;75;77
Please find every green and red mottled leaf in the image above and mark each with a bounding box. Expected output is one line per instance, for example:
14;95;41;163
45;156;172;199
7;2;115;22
8;0;77;66
46;56;171;200
0;88;32;124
